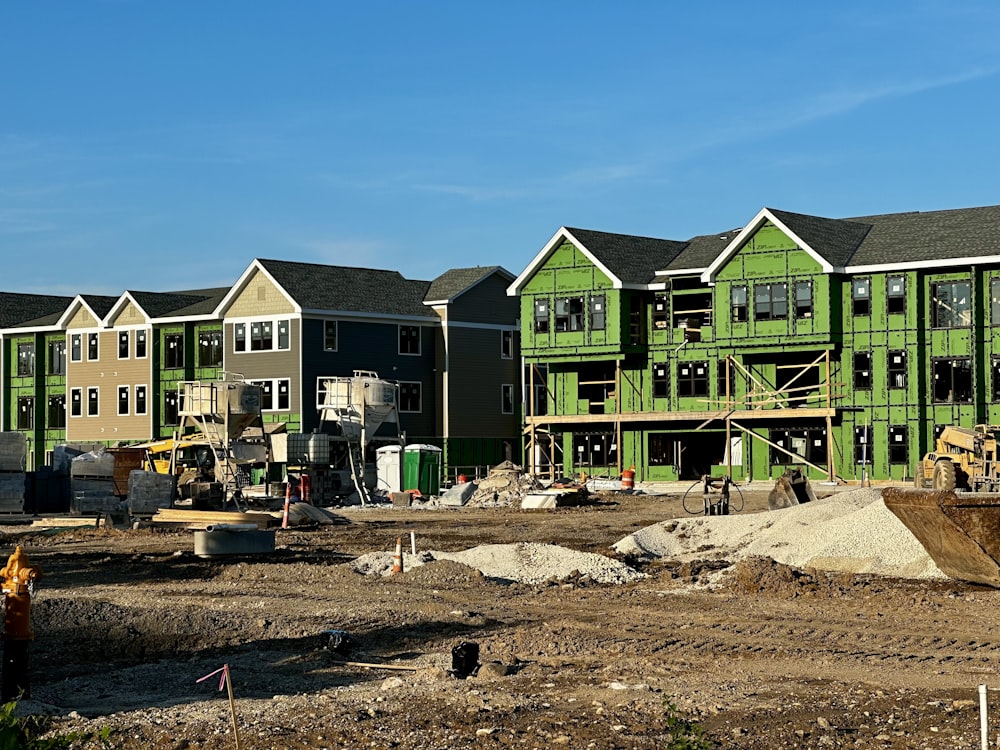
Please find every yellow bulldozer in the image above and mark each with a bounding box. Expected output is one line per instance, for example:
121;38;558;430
912;424;1000;493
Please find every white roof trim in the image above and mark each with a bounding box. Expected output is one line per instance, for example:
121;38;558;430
700;208;834;283
103;292;150;327
845;255;1000;274
56;295;107;329
214;260;302;317
299;308;440;325
507;227;623;295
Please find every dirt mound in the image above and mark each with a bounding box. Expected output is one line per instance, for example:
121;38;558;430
468;463;543;507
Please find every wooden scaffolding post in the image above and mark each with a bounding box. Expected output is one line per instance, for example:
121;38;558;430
615;359;622;476
825;349;835;482
528;363;536;477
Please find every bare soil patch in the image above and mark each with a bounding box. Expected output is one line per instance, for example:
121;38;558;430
5;489;999;748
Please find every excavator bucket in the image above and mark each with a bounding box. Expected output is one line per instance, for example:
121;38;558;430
883;487;1000;587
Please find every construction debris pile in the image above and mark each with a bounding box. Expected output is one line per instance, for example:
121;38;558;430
465;462;543;507
613;487;944;581
351;542;646;585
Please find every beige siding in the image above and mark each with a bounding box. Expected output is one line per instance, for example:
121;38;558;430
66;330;154;442
66;307;98;330
227;271;295;317
223;319;301;414
108;301;145;327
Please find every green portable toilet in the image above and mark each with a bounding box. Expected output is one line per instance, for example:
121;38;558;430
403;444;443;496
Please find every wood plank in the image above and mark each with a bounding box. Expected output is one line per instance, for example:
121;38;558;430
152;509;274;528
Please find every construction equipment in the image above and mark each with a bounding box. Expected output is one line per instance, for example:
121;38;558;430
913;425;1000;492
883;487;1000;587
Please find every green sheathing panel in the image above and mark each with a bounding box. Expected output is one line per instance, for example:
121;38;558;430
442;437;521;480
41;332;67;463
192;323;223;381
521;241;619;357
156;324;189;438
6;334;43;468
714;223;830;346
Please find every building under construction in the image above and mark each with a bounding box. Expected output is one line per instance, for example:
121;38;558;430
508;205;1000;485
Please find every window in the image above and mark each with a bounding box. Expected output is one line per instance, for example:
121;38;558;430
87;387;99;417
532;382;548;416
554;297;584;332
653;362;670;399
164;333;184;369
249;378;291;411
590;295;606;331
852;278;871;316
888;276;906;316
994;358;1000;401
677;361;708;398
399;381;422;412
794;281;813;319
888;425;908;465
888;351;907;390
652;293;669;329
118;385;130;416
932;280;972;328
853;351;872;390
118;331;130;359
198;330;223;367
572;433;617;468
70;388;82;418
135;385;147;416
932;357;973;402
164;390;179;425
87;332;99;361
731;285;748;323
16;397;33;430
769;428;827;466
854;425;873;466
500;330;513;359
533;299;549;334
501;384;514;415
399;325;420;355
324;321;338;352
649;433;681;467
993;279;1000;325
754;283;787;321
70;334;82;363
234;319;291;352
48;340;66;375
16;343;34;377
135;329;147;358
47;395;66;429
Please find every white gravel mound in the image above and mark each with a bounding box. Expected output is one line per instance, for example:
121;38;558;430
351;542;646;585
613;487;945;580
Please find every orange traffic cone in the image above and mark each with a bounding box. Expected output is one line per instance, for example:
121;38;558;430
391;536;404;575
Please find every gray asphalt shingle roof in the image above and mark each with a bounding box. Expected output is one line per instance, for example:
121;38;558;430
0;293;74;328
128;287;229;318
257;259;436;317
564;227;689;284
425;266;512;302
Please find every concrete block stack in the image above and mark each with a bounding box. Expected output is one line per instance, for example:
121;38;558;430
127;470;177;516
70;449;118;515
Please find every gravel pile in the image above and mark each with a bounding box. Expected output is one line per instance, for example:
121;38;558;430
467;462;543;507
351;542;646;585
613;487;945;580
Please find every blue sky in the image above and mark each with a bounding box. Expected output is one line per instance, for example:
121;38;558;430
3;1;1000;295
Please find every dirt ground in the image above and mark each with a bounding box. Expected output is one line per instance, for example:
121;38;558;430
6;487;1000;749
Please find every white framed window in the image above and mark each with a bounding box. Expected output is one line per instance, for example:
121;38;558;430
135;384;148;416
70;334;83;363
233;318;292;353
501;330;513;360
135;329;148;359
324;320;338;352
87;386;99;417
398;325;420;355
70;387;82;417
117;385;130;416
399;381;422;412
501;384;514;414
248;378;291;411
118;330;130;360
87;332;99;361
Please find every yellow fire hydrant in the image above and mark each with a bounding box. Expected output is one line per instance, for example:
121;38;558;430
0;546;41;701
